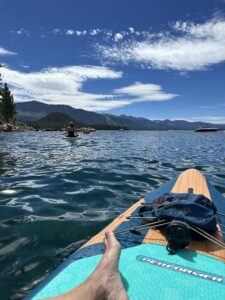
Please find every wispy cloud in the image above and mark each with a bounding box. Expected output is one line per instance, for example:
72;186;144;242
9;26;158;45
52;28;61;34
10;28;30;36
96;18;225;71
13;27;151;40
0;65;126;111
0;47;17;56
20;64;30;69
52;28;88;36
90;29;100;36
0;66;177;111
114;82;178;101
65;29;75;36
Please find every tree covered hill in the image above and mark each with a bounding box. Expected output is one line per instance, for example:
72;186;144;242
29;112;128;130
29;112;82;130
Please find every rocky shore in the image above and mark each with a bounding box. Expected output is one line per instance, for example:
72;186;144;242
0;119;34;132
0;120;96;133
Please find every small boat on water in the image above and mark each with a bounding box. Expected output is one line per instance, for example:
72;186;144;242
26;169;225;300
195;126;218;132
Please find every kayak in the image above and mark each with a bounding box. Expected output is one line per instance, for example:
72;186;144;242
25;169;225;299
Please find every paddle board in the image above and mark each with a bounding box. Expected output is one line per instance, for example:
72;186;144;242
25;169;225;299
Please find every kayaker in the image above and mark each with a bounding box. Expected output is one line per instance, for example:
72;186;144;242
66;121;77;137
47;231;129;300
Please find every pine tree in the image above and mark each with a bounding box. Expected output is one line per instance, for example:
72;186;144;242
0;70;3;118
1;82;16;122
0;64;3;91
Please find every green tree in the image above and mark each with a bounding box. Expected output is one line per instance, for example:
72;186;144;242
0;69;3;117
1;82;16;122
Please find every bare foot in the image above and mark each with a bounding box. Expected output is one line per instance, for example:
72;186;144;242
45;232;129;300
90;231;129;300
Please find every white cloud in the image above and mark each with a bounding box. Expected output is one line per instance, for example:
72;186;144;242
105;31;113;38
61;29;88;36
75;31;82;36
65;29;75;35
115;82;178;102
0;66;178;111
10;28;30;36
96;18;225;71
90;29;98;35
0;65;127;111
49;27;150;40
90;28;101;35
20;65;30;69
52;28;61;34
75;30;87;36
59;28;101;37
114;33;123;42
0;47;17;56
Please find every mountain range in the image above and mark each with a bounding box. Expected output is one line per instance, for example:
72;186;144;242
15;101;225;130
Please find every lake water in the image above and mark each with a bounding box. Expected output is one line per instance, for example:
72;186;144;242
0;130;225;299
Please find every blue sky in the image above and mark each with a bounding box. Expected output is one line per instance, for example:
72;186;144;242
0;0;225;123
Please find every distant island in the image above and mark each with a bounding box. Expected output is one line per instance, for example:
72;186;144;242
15;101;225;131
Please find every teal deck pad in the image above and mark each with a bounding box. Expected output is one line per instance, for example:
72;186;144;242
31;243;225;300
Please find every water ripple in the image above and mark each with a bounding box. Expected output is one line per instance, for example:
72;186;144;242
0;130;225;299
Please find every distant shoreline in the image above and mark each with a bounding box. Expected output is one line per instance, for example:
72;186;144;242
16;102;225;131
